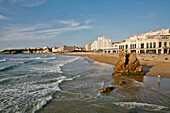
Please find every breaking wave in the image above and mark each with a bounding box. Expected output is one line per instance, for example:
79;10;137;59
0;59;6;62
113;102;169;111
0;64;18;72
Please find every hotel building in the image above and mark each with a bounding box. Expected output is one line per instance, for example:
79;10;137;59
91;36;113;50
104;29;170;54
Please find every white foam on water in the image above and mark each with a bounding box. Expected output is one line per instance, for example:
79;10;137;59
0;59;6;62
96;81;105;98
0;77;11;83
32;96;52;113
56;56;81;73
67;56;81;63
65;75;81;81
0;75;67;113
54;76;67;91
32;76;67;113
113;102;168;111
30;57;56;61
43;57;56;60
133;79;145;87
33;57;41;60
0;55;82;112
56;63;65;73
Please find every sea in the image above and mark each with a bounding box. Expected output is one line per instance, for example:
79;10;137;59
0;54;169;113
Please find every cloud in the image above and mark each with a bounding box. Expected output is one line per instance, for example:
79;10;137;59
8;0;47;7
0;14;9;20
0;20;94;41
59;20;80;27
85;19;94;24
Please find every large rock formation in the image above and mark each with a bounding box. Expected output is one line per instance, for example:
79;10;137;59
113;50;144;76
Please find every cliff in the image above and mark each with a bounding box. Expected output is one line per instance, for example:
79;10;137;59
0;49;49;54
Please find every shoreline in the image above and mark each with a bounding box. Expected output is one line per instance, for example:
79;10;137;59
58;52;170;79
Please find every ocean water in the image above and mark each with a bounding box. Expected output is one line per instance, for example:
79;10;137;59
0;54;169;113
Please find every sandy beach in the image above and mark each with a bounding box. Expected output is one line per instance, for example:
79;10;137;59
59;52;170;79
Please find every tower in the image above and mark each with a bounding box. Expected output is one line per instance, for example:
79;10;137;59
9;45;11;50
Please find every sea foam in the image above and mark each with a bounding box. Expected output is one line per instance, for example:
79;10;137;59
113;102;168;111
0;59;6;62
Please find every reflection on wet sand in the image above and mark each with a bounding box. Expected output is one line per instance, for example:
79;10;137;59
112;75;144;83
157;78;160;89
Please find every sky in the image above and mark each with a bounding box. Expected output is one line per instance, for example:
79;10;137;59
0;0;170;50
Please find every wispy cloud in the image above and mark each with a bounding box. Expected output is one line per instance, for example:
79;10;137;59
0;20;94;41
0;14;9;20
85;19;94;24
8;0;47;7
59;20;80;27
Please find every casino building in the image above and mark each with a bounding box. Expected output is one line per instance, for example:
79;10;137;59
104;29;170;54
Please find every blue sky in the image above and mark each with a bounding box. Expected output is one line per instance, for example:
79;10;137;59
0;0;170;50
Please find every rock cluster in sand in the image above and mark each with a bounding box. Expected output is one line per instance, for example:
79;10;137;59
113;50;144;76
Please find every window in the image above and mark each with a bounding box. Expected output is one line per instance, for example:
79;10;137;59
164;42;167;47
146;43;149;48
126;45;128;49
141;43;144;48
159;42;162;48
132;44;134;49
150;42;152;48
130;44;132;49
153;42;156;48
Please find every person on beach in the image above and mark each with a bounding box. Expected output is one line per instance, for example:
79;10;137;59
158;74;161;78
157;74;161;89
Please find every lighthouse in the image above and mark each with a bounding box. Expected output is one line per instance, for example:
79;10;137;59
9;45;11;50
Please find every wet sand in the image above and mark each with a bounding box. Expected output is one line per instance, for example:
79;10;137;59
59;52;170;79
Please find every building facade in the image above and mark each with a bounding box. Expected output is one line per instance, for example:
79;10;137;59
51;46;75;53
112;29;170;54
91;36;113;50
85;43;91;51
52;47;59;52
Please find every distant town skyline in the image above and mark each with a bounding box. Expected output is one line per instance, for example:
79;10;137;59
0;0;170;50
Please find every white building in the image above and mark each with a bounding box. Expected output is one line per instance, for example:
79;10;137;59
105;29;170;54
52;47;59;52
91;36;113;50
52;46;75;53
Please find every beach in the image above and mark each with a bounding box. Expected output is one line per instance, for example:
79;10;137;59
0;53;169;113
59;52;170;79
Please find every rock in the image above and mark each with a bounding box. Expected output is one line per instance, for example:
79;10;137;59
111;81;126;86
11;51;17;54
135;66;143;72
99;87;115;93
165;57;168;60
113;50;143;76
3;51;11;54
22;51;31;53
